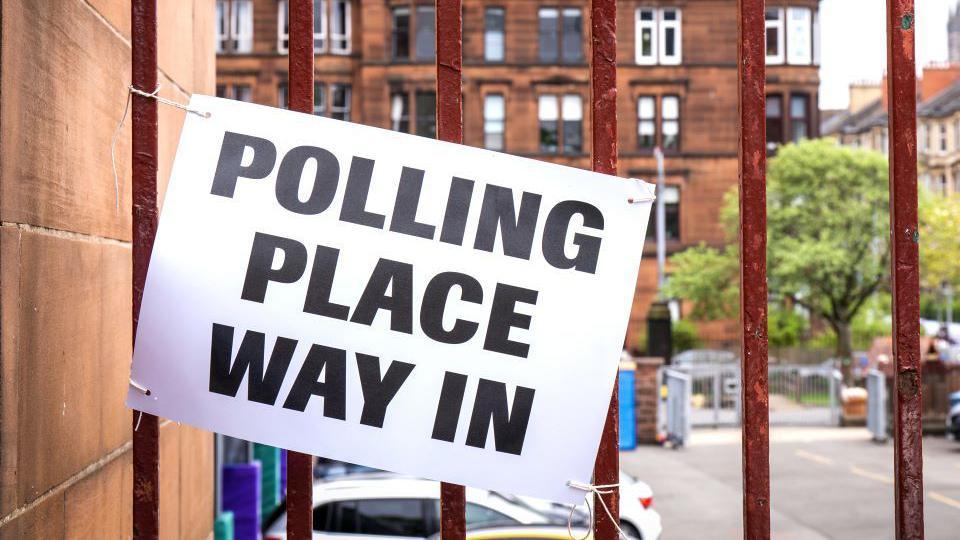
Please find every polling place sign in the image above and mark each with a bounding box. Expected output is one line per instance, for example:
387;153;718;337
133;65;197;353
127;96;652;503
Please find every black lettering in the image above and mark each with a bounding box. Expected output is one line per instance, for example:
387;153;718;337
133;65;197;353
356;354;415;428
465;379;535;455
211;132;277;198
349;259;414;333
389;167;436;239
542;200;604;274
241;233;308;303
275;146;340;215
483;284;538;358
281;344;347;419
340;156;386;229
421;272;482;344
302;245;350;320
439;177;475;245
208;323;296;406
473;185;542;260
431;371;469;442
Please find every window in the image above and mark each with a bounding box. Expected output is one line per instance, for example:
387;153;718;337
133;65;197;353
786;7;812;65
330;0;351;53
766;94;783;150
216;0;253;53
635;8;682;65
538;94;582;154
347;499;426;537
659;9;681;65
278;0;341;53
216;84;251;102
765;8;784;64
919;123;928;152
392;8;411;59
539;8;582;63
391;91;410;132
415;6;436;60
278;83;288;109
415;91;436;138
562;94;583;153
813;9;820;64
661;95;680;149
465;503;516;526
940;123;948;152
314;82;326;115
330;84;351;121
955;118;960;150
637;96;656;148
645;185;680;241
635;9;656;64
485;8;505;61
484;94;506;150
789;94;809;142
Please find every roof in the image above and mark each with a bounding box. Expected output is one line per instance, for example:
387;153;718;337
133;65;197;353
917;79;960;118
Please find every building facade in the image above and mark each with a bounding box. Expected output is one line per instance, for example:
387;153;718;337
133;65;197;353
216;0;821;349
824;64;960;199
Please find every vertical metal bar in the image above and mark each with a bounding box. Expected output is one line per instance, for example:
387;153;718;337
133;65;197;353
736;0;770;538
287;1;316;539
435;2;467;539
885;1;924;538
590;1;619;540
131;0;160;537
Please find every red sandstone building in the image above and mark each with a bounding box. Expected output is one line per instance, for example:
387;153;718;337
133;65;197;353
215;0;821;350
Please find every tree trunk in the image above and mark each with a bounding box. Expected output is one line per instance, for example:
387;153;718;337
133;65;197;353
835;320;854;385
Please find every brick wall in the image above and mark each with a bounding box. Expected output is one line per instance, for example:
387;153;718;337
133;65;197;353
0;1;215;537
633;357;664;444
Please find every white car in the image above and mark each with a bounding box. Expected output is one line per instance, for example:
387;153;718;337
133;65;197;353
508;471;660;540
265;474;551;540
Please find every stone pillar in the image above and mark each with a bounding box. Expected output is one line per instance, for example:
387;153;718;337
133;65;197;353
634;357;665;444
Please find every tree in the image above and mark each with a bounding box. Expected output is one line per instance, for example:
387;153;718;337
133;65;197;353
919;193;960;291
666;140;890;376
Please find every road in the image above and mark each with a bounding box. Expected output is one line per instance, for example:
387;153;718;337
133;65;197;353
621;427;960;539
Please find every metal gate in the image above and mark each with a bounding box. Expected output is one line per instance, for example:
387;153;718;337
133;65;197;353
659;369;693;446
666;364;840;428
867;369;889;442
128;0;925;538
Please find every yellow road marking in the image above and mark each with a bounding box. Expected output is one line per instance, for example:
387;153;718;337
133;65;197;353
795;449;834;466
929;491;960;511
849;465;893;484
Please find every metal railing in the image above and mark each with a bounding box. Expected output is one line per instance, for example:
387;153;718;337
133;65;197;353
128;0;925;538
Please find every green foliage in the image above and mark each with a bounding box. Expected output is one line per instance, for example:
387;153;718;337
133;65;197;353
919;193;960;290
767;307;807;347
665;139;891;359
671;319;702;353
663;243;739;320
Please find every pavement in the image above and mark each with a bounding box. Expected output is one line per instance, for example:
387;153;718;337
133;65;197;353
621;427;960;539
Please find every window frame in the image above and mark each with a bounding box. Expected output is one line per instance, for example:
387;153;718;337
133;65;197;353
278;0;338;54
330;83;352;121
414;5;437;61
645;184;681;242
483;93;506;151
786;7;812;65
484;7;506;62
789;93;810;143
766;94;784;150
637;95;657;149
216;0;253;54
658;8;682;65
661;94;681;150
391;6;412;59
329;0;354;54
765;8;785;65
538;7;583;64
538;93;583;155
635;8;657;65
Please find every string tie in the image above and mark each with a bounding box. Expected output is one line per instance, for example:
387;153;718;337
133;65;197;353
566;480;627;540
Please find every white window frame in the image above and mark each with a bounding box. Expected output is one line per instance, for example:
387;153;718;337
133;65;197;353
232;0;253;53
635;8;657;65
786;7;812;65
812;9;820;65
765;8;784;65
635;8;681;65
658;8;682;65
216;0;228;53
330;84;352;121
484;7;506;62
278;0;330;54
330;0;351;54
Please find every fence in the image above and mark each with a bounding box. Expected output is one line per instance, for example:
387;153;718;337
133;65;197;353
128;0;925;538
659;369;692;447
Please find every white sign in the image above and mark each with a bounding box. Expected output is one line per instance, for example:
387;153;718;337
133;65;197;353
127;96;652;504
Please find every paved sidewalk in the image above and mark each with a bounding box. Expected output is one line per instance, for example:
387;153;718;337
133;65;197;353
621;427;960;539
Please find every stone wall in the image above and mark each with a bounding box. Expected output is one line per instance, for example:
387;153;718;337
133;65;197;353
0;1;215;537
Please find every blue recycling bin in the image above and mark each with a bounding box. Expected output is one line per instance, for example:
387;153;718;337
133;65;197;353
618;368;637;450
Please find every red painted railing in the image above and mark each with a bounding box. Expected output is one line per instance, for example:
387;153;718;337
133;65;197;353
129;1;924;539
